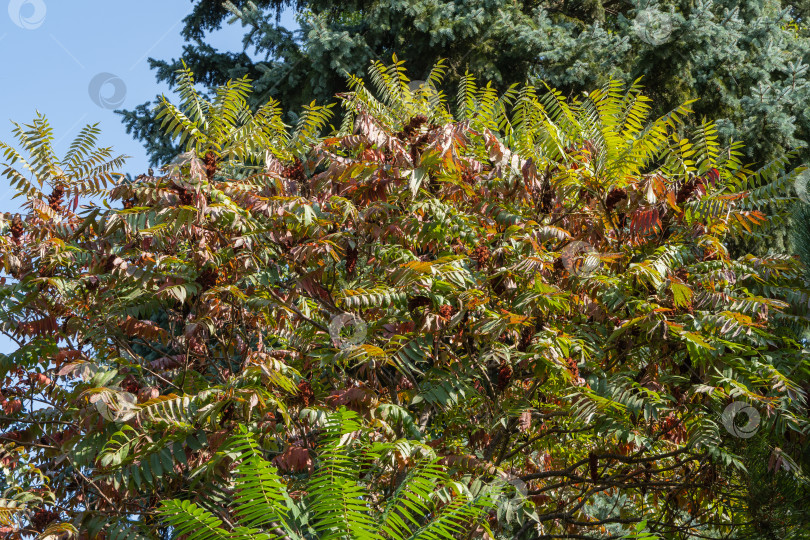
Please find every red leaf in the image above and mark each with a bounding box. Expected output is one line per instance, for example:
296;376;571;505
272;446;312;473
629;207;661;238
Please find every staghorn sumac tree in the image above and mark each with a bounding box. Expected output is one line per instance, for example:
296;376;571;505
1;59;810;539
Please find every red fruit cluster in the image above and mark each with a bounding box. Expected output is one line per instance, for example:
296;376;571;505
196;267;220;290
30;509;60;532
398;115;428;140
565;357;579;379
605;188;627;211
9;214;23;243
345;244;358;276
518;325;534;352
282;158;306;183
296;380;315;407
204;151;219;181
497;362;513;391
47;186;65;212
676;176;704;205
438;304;454;320
589;452;599;480
120;374;140;394
471;244;491;269
176;186;194;206
540;177;554;213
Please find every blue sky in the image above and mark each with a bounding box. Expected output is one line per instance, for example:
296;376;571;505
0;1;294;353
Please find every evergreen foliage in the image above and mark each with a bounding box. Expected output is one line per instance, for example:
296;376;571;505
121;0;810;174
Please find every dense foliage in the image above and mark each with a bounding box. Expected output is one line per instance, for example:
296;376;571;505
120;0;810;257
2;61;810;539
159;409;495;540
122;1;810;170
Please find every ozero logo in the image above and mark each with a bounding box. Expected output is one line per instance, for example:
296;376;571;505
633;7;674;46
88;73;127;109
561;241;600;277
794;168;810;204
721;401;761;439
329;313;367;350
8;0;47;30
